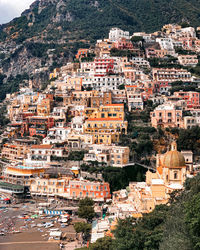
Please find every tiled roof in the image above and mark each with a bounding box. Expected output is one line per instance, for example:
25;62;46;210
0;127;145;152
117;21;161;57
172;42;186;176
31;144;53;149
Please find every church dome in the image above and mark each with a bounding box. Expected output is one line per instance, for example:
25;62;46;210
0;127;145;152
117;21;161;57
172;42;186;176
162;142;185;168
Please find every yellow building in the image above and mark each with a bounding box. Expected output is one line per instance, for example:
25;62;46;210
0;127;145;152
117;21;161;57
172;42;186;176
49;68;60;79
2;165;44;187
138;141;187;212
30;177;71;197
112;142;189;214
85;104;125;120
1;143;30;162
37;98;53;116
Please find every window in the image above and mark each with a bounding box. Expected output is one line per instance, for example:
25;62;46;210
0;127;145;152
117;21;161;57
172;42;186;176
174;172;178;179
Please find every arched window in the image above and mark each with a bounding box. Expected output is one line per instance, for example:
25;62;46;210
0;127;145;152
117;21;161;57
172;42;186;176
174;171;178;179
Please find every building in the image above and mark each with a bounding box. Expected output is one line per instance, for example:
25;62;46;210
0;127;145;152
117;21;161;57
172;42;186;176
75;49;89;59
113;38;134;50
109;28;130;42
30;177;71;197
156;38;176;56
150;103;183;128
2;165;44;187
26;144;68;166
21;116;54;138
82;76;128;91
69;179;111;201
183;116;197;129
153;68;192;83
111;142;189;214
125;86;144;110
84;144;130;167
178;54;198;67
174;91;200;109
1;143;30;162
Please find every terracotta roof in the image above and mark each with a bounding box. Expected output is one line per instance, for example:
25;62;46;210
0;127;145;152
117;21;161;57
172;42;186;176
125;85;137;88
105;104;124;106
31;145;53;149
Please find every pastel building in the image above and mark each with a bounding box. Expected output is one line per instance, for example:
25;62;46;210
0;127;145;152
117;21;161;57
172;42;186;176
84;144;130;167
2;165;44;187
69;179;111;201
1;143;30;162
150;103;183;128
112;142;189;214
30;177;71;197
109;28;130;42
174;91;200;109
178;54;198;67
152;68;192;83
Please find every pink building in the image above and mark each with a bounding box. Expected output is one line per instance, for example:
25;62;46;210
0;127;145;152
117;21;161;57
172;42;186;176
174;91;200;109
150;103;183;128
114;38;134;50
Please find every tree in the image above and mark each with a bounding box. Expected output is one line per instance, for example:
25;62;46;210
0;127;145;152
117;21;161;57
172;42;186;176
89;237;113;250
67;150;86;161
78;197;95;222
118;84;125;90
185;193;200;249
74;222;91;240
76;237;113;250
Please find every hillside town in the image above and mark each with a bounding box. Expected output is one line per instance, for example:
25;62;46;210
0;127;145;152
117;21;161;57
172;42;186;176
1;23;200;249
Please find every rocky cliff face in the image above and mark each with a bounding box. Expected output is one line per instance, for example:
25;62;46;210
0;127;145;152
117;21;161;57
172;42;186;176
0;0;200;90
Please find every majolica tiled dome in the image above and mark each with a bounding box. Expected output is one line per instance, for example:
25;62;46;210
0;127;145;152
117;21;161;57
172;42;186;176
162;142;185;168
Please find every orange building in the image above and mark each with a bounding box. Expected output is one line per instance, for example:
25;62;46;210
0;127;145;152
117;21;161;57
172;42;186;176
76;49;89;59
69;179;111;201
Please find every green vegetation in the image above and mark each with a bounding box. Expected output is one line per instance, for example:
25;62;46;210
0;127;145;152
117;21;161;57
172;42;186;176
78;197;95;223
74;222;91;241
2;0;200;45
81;164;146;193
77;174;200;250
148;56;181;69
0;74;29;101
0;106;10;127
67;151;86;161
110;48;137;58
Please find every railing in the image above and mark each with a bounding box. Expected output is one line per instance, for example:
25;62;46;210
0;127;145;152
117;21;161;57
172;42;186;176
121;162;156;172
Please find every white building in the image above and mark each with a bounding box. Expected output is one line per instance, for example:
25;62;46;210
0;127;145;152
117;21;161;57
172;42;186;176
131;57;150;68
109;28;130;42
71;116;85;134
82;76;129;91
43;127;71;144
127;92;144;111
156;38;176;56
